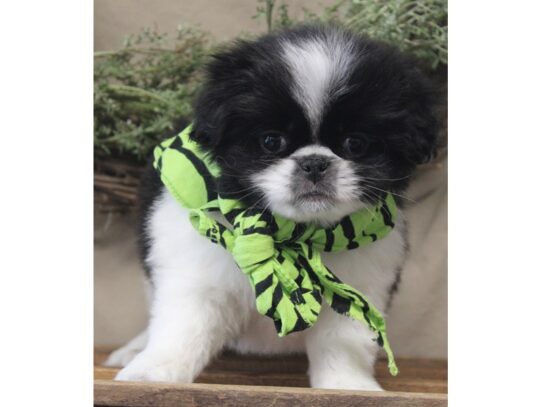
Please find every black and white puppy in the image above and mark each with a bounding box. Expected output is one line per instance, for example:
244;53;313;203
106;24;437;390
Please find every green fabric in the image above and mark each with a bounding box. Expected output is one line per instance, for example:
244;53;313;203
153;125;399;376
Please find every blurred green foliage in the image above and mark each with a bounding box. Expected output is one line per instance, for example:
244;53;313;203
94;26;210;160
255;0;447;70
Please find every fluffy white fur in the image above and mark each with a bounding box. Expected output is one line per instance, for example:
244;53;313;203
108;187;406;390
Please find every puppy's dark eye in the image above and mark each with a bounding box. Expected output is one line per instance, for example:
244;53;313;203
343;134;370;157
260;132;287;154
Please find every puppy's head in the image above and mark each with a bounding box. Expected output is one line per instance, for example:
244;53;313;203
191;25;438;225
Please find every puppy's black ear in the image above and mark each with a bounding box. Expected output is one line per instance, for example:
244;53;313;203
404;102;439;165
190;81;232;150
189;87;228;150
400;68;440;165
190;41;254;150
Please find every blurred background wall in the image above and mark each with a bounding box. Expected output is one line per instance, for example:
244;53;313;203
95;0;336;50
94;0;447;360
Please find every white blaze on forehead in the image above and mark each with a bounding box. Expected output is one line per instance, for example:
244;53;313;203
291;144;338;159
281;32;355;133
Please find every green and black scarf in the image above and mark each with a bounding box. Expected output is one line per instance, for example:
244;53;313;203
153;126;399;375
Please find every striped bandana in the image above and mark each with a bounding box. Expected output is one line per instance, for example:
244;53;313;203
153;126;399;375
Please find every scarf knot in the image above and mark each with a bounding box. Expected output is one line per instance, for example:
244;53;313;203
231;233;275;271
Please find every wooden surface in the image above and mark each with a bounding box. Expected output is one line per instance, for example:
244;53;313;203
94;348;447;406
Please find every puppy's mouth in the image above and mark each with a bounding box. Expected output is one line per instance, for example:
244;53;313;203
298;191;332;200
294;188;336;206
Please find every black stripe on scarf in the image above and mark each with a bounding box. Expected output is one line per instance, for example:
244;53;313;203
273;318;283;333
307;242;313;259
294;269;304;288
323;268;343;284
242;226;270;236
290;223;306;241
254;274;274;298
290;288;306;305
340;217;360;250
311;289;322;304
362;230;377;242
296;256;319;283
169;136;218;203
341;287;372;326
290;308;310;333
226;208;244;222
268;215;279;234
376;332;384;346
324;229;335;252
266;284;285;335
380;200;395;228
156;145;165;171
330;293;352;314
270;284;283;310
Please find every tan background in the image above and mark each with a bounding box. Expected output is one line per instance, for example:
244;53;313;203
94;0;448;359
95;0;338;50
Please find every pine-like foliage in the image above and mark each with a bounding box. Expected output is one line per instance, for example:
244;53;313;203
256;0;447;70
94;26;210;160
340;0;447;70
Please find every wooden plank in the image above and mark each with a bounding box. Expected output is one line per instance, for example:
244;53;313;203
204;353;447;381
196;372;446;394
95;348;447;394
378;378;447;394
94;348;447;381
94;366;447;394
95;367;119;381
95;380;447;407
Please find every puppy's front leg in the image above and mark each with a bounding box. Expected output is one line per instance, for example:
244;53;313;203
306;306;382;391
115;268;248;383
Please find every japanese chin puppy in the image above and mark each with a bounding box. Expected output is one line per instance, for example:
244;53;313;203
105;24;438;391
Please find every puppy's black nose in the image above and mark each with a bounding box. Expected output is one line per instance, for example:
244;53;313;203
297;155;331;183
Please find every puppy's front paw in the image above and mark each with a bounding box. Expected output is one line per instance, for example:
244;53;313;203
310;371;383;391
103;331;147;368
114;353;191;383
103;345;142;368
